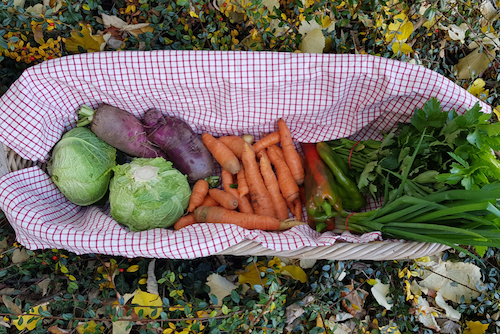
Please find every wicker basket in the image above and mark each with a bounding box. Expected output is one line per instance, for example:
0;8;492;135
3;51;485;260
0;142;451;260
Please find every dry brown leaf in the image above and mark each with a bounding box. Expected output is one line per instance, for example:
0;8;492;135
146;259;158;295
206;273;238;307
418;261;484;303
299;28;326;54
102;13;128;29
2;296;22;314
341;284;368;318
454;48;497;79
33;28;44;45
371;279;392;310
25;3;43;15
48;326;70;334
38;278;51;296
0;238;7;251
12;248;30;264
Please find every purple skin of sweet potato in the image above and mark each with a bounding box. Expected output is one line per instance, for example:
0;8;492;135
144;109;214;183
91;104;168;159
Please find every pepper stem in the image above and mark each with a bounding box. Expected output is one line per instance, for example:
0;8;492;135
321;202;332;217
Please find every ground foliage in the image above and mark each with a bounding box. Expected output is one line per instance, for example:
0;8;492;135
0;0;500;333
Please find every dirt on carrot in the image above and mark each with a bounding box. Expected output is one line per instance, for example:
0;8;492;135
202;133;241;174
209;188;239;210
218;135;248;159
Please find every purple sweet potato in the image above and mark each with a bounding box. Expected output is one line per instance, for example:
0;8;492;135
144;109;214;183
77;104;168;159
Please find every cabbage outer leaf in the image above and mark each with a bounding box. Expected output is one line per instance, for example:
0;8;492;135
109;157;191;231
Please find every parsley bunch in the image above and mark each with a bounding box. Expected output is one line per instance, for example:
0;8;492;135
328;98;500;203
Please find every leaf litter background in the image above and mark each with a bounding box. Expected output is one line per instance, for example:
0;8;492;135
0;0;500;332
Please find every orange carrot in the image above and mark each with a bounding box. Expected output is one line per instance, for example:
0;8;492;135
273;145;285;160
221;169;254;214
277;118;305;185
236;167;249;198
286;200;295;217
267;145;299;203
209;188;239;210
187;179;209;212
220;168;235;190
194;206;280;230
174;213;197;230
201;194;219;207
241;143;276;218
253;131;281;153
259;150;290;221
201;133;241;174
293;197;302;222
218;135;248;159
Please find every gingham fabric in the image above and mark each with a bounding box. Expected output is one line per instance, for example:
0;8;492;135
0;51;490;258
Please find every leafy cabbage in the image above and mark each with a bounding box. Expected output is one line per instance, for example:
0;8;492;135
49;127;117;206
109;157;191;231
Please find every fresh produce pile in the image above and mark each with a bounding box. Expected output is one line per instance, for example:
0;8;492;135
47;98;500;258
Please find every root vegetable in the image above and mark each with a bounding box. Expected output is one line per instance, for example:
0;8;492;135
77;104;167;159
144;109;214;183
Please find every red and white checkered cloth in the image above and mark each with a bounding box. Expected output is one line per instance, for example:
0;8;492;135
0;51;490;258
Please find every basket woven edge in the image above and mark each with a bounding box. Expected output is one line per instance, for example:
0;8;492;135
0;144;9;179
215;240;451;260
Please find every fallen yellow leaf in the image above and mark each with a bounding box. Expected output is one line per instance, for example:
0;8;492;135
468;78;489;98
76;320;102;334
454;48;497;79
126;265;140;272
493;106;500;120
392;42;413;55
13;304;48;331
65;24;105;53
281;265;307;283
463;320;489;334
131;289;163;319
385;13;413;42
237;257;282;289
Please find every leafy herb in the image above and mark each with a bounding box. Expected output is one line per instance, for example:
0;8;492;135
328;98;500;201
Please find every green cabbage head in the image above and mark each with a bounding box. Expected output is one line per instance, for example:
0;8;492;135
109;157;191;231
49;127;116;206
